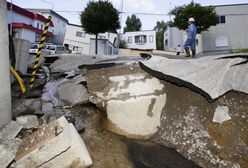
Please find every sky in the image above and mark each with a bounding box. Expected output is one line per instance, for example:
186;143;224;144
8;0;248;32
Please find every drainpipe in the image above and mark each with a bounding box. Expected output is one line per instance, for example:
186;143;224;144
0;0;12;128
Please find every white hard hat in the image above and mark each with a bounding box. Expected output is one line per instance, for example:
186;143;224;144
188;17;195;22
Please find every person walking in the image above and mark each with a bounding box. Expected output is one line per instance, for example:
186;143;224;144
176;44;181;56
184;17;197;57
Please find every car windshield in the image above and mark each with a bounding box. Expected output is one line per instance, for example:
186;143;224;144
30;44;38;49
47;46;56;50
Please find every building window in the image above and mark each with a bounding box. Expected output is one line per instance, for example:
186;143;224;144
63;23;66;27
76;31;86;38
215;36;229;47
35;33;41;42
216;15;226;24
135;35;147;43
165;39;168;46
41;24;43;30
13;31;20;38
196;39;199;46
37;23;39;29
35;33;52;43
149;35;154;42
127;36;132;43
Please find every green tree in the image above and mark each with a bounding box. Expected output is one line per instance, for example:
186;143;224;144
169;1;218;33
119;40;127;49
124;14;142;33
81;0;120;54
154;20;167;50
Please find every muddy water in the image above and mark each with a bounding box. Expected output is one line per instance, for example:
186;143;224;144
72;104;201;168
127;141;201;168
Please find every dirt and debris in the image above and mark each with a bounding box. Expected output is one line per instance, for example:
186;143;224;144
151;81;248;168
75;103;202;168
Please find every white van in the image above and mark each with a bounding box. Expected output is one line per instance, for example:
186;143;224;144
29;44;46;54
46;45;69;55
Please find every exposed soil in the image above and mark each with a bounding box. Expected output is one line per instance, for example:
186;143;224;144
151;81;248;168
85;63;248;168
71;104;201;168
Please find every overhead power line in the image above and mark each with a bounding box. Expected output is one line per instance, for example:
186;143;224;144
55;10;169;16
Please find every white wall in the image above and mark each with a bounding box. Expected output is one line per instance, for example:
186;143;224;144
64;24;91;54
121;31;156;50
7;11;33;25
64;24;117;54
99;32;117;44
0;0;12;128
22;29;36;43
202;4;248;52
41;13;67;44
164;27;184;52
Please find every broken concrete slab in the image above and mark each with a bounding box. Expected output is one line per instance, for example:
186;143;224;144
14;116;71;167
86;65;166;139
49;54;144;73
14;116;92;168
40;123;92;168
0;138;22;168
41;102;54;114
212;106;231;124
49;54;117;73
0;120;22;167
42;79;66;107
0;121;22;141
12;99;41;116
140;54;248;102
16;115;39;129
105;94;166;139
57;75;89;106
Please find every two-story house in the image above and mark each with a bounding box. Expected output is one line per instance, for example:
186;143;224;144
164;3;248;54
7;2;54;43
64;23;117;55
27;9;68;45
121;30;156;50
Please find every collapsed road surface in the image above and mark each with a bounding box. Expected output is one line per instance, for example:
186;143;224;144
3;53;247;168
85;53;248;168
140;54;248;102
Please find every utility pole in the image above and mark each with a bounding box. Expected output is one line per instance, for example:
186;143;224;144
119;0;123;34
10;0;13;36
0;0;12;128
116;0;123;53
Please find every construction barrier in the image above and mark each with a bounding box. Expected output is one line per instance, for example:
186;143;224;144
30;16;52;88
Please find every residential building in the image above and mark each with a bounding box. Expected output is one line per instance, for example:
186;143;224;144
64;24;91;54
89;39;118;55
164;27;184;52
7;2;54;43
27;9;68;45
121;30;156;50
164;26;203;54
202;3;248;52
164;3;248;54
64;23;117;55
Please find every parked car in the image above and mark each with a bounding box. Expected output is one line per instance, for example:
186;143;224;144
46;45;70;55
29;43;46;54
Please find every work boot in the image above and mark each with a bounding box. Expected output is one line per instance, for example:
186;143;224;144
191;49;196;57
185;48;190;57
